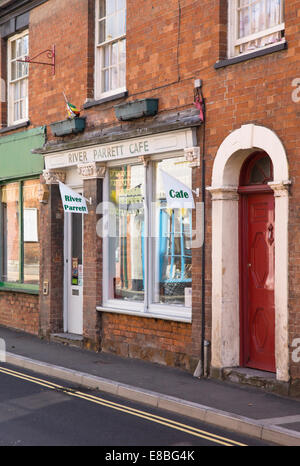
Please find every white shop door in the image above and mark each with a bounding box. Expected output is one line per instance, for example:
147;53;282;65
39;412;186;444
65;210;83;335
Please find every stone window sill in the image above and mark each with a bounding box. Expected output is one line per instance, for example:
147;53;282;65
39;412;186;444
214;42;287;69
83;91;128;110
0;120;30;134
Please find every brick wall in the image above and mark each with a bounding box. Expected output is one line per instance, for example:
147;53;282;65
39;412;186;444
0;291;39;335
101;312;196;371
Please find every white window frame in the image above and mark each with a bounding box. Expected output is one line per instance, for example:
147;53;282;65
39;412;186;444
228;0;285;59
94;0;126;100
7;30;29;126
100;153;192;323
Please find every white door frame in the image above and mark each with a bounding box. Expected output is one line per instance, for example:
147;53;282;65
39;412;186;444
63;186;84;335
207;124;290;382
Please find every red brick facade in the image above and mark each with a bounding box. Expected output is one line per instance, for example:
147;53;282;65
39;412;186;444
0;0;300;394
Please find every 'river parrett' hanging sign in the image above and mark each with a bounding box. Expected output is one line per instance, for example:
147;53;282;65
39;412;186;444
59;182;88;214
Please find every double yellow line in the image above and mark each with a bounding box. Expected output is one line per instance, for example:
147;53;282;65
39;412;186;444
0;365;246;447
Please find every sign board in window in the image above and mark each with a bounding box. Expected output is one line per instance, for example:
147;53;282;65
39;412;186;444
24;208;38;242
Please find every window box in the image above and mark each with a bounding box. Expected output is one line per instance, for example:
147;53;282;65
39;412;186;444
50;117;86;137
114;98;159;121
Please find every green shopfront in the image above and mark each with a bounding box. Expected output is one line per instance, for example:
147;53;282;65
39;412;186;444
0;127;45;334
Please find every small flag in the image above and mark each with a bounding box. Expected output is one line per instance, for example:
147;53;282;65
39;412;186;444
59;182;88;214
160;169;195;209
63;92;80;118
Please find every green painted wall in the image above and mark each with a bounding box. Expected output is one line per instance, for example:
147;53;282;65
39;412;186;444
0;127;45;181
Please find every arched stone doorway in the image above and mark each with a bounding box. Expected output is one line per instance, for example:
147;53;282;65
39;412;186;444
207;124;290;382
239;151;275;372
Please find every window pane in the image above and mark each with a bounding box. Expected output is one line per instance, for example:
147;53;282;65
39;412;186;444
99;19;106;43
152;158;192;306
119;62;126;88
1;183;20;283
239;6;250;38
120;38;126;63
118;0;126;9
251;0;265;34
103;44;110;67
111;42;118;65
11;61;17;80
99;0;106;18
111;66;118;90
71;213;82;286
117;9;126;36
11;40;16;59
21;79;27;98
102;68;110;92
23;180;40;285
106;15;115;40
14;101;20;122
14;82;20;100
108;165;145;302
106;0;116;15
16;38;22;58
266;0;281;28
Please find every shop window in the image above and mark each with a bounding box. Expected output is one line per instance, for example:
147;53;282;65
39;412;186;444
0;179;40;290
228;0;285;58
152;159;192;307
104;157;193;319
107;164;145;302
95;0;126;99
7;30;29;126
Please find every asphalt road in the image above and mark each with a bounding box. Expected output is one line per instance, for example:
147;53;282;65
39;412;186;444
0;364;276;450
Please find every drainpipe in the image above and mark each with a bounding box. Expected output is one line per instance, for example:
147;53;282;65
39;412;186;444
193;81;208;378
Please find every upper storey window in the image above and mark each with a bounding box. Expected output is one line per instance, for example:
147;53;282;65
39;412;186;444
95;0;126;99
7;31;29;126
228;0;285;58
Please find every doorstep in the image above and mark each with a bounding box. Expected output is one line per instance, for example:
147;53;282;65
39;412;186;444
50;333;83;349
219;367;290;397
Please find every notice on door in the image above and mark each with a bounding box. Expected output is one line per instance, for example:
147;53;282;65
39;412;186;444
72;257;79;285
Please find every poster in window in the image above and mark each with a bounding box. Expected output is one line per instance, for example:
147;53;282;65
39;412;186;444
24;208;38;242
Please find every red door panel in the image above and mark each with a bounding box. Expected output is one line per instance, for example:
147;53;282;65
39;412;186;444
243;193;275;372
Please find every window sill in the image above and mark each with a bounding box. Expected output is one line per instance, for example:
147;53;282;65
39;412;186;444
0;284;39;295
0;120;30;134
83;91;128;110
214;41;287;69
97;305;192;324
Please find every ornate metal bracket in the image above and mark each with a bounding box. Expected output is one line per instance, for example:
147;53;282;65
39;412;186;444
17;45;56;75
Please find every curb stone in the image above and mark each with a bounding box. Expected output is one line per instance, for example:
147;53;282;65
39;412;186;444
4;352;300;446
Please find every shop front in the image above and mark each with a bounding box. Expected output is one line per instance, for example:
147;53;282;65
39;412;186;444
0;127;45;334
40;127;201;369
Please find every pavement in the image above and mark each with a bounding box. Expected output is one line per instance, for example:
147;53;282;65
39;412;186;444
0;326;300;446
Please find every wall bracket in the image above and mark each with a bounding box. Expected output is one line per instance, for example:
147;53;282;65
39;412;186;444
18;45;56;75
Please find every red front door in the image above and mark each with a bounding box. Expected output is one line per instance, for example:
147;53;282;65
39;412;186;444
241;192;275;372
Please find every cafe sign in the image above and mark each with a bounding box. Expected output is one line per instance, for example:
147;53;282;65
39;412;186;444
160;169;195;209
44;129;195;170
